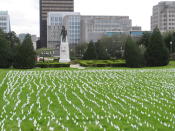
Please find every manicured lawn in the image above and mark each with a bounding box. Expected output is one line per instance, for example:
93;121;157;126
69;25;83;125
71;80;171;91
0;67;175;130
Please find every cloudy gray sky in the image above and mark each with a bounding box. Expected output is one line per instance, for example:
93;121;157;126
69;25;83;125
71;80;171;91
0;0;173;36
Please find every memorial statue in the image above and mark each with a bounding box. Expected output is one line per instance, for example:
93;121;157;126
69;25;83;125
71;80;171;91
60;26;67;42
59;25;70;63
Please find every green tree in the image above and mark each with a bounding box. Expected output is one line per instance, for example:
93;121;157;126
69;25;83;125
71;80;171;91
145;27;169;66
162;32;175;54
0;30;12;68
163;32;172;53
83;41;97;60
6;31;20;66
138;32;151;47
101;35;127;59
75;43;88;58
95;40;109;60
6;31;20;47
125;37;145;68
171;32;175;53
14;34;36;69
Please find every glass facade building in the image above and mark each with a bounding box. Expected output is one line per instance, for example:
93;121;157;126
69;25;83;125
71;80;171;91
47;12;80;49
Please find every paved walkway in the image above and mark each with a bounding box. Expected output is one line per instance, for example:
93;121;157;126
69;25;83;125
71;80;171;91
70;64;85;69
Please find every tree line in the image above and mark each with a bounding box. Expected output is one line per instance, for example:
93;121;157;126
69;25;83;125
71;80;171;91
82;27;171;67
73;35;126;59
0;27;173;69
125;27;169;67
0;30;36;69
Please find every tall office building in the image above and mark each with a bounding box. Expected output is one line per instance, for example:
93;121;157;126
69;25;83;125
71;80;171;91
132;26;142;31
40;0;74;48
151;1;175;32
0;11;10;33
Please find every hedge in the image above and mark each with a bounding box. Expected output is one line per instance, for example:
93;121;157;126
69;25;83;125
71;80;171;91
77;60;126;67
79;63;126;67
35;63;70;68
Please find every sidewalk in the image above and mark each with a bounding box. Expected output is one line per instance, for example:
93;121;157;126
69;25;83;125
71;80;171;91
70;64;85;69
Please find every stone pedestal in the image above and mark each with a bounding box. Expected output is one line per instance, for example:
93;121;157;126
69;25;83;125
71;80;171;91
59;41;70;63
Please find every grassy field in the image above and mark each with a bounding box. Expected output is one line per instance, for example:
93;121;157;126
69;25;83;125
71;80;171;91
0;68;175;130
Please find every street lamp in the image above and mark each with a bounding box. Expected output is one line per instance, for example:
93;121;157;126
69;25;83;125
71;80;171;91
170;41;173;54
120;44;124;58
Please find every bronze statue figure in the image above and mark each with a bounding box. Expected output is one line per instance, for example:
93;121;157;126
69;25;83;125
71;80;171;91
60;26;67;42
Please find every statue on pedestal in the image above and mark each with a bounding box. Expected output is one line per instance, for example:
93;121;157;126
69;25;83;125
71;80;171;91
59;25;70;63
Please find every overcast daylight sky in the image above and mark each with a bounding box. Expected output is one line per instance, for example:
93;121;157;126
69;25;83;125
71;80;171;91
0;0;174;36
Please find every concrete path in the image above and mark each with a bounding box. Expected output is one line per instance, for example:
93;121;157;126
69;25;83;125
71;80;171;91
70;64;85;69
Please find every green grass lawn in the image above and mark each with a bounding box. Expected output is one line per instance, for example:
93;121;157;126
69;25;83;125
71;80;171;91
0;66;175;130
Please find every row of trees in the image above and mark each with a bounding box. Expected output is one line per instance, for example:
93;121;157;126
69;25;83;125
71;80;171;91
0;30;36;69
83;40;109;60
125;27;169;67
0;27;171;68
79;35;127;60
82;27;170;67
138;30;175;54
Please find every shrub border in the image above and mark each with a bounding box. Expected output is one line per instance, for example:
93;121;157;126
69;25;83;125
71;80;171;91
35;63;70;68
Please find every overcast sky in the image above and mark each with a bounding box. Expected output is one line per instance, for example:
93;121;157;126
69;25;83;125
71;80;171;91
0;0;173;36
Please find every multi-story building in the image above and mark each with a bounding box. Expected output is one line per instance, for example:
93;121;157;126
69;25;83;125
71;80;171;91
81;15;132;43
31;35;38;50
47;12;81;49
132;26;142;31
39;0;74;48
0;11;10;33
47;14;132;47
151;1;175;32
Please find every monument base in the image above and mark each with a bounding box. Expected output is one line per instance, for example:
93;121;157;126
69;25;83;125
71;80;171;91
59;41;70;63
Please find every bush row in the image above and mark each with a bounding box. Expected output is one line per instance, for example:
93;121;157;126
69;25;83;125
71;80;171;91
77;60;126;67
79;63;126;67
36;63;70;68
